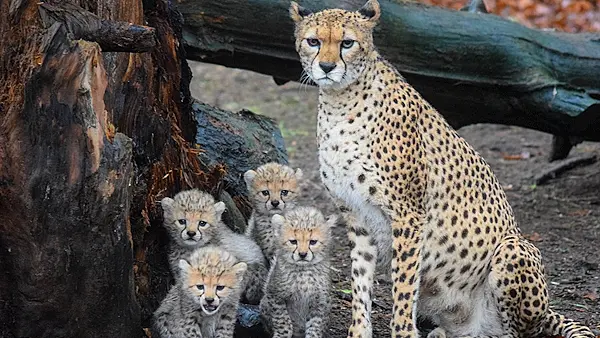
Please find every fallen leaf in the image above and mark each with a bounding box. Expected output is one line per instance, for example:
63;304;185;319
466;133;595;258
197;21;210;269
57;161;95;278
143;328;152;338
568;209;592;217
339;289;352;294
583;290;598;301
524;232;542;242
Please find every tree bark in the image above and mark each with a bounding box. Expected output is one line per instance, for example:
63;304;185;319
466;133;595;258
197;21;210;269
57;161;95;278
0;0;286;336
180;0;600;142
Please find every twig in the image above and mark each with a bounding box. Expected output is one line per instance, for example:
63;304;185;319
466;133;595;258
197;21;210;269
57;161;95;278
533;154;597;185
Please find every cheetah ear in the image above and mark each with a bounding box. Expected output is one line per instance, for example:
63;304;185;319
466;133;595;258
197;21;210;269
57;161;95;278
243;170;257;188
160;197;174;212
231;262;248;281
271;214;286;227
178;259;192;275
358;0;381;23
294;168;303;180
325;214;339;228
290;1;312;23
214;201;226;219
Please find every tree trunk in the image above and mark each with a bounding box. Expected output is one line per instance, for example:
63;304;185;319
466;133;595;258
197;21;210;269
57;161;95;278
0;0;286;336
180;0;600;142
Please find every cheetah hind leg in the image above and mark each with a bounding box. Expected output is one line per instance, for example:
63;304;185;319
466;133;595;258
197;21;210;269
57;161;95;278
490;235;595;338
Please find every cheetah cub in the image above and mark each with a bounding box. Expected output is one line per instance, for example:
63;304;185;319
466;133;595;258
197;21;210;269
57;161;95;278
152;246;247;338
244;162;303;263
161;189;267;304
260;207;336;338
290;1;595;337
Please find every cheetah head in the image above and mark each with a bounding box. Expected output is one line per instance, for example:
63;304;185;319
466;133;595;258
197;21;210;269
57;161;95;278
290;0;380;90
179;246;247;316
272;207;337;265
160;189;225;247
244;162;303;215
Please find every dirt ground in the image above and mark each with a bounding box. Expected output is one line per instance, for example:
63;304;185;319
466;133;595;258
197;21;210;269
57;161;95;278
190;61;600;337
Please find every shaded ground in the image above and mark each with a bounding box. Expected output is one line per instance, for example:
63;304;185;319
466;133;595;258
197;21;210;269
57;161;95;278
190;61;600;337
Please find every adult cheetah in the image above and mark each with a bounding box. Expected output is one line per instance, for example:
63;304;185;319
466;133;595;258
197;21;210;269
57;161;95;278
289;1;596;338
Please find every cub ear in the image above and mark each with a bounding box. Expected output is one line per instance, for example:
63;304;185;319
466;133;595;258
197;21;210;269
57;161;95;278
214;201;226;218
325;214;339;228
290;1;312;23
243;170;257;188
161;197;174;212
294;168;303;180
178;259;192;275
271;214;286;227
358;0;381;23
231;262;248;280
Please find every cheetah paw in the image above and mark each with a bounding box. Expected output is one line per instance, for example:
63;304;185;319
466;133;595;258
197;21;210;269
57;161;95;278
427;327;447;338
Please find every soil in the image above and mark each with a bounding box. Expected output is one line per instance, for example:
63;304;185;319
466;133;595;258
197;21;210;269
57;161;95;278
190;61;600;337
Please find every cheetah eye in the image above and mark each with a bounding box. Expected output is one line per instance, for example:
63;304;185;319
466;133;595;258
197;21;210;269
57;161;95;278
178;219;186;225
306;38;320;47
196;285;204;291
281;190;289;197
261;190;270;196
309;239;318;245
289;239;297;245
341;39;355;49
216;285;225;291
198;221;207;227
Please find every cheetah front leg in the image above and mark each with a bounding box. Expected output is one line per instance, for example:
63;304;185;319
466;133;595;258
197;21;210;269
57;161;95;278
305;292;330;338
214;310;237;338
260;294;293;338
390;214;422;338
346;212;378;338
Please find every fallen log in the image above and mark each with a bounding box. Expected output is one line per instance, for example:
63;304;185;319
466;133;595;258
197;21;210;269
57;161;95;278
180;0;600;143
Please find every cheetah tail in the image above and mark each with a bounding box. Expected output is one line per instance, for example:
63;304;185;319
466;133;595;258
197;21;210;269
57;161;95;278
541;309;596;338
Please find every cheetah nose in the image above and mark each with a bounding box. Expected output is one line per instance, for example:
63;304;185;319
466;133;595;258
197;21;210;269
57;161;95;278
187;230;196;237
271;200;280;207
205;297;214;304
319;62;336;74
298;252;308;259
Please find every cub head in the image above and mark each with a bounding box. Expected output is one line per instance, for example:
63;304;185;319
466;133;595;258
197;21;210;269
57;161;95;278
160;189;226;247
244;162;303;215
289;0;381;90
272;207;337;265
178;246;247;316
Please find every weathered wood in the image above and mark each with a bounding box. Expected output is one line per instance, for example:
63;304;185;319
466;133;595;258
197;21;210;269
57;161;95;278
39;2;156;53
1;0;289;335
180;0;600;142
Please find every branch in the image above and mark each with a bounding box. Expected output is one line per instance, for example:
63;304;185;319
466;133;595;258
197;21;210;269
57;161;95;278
39;2;155;52
179;0;600;142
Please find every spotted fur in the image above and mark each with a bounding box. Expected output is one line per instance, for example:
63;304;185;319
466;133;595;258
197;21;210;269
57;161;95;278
290;1;596;338
161;189;267;304
260;207;336;338
244;162;303;263
152;246;247;338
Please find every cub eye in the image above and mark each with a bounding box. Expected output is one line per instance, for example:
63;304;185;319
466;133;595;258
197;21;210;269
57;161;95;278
289;239;297;245
281;190;289;197
341;39;355;49
216;285;225;291
306;38;320;47
196;285;204;291
198;221;207;227
261;190;270;196
178;219;186;225
309;239;318;245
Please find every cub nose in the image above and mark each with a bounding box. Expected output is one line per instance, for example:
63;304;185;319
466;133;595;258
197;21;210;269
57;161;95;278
271;200;280;207
205;297;214;304
187;230;196;237
298;252;308;259
319;62;336;74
